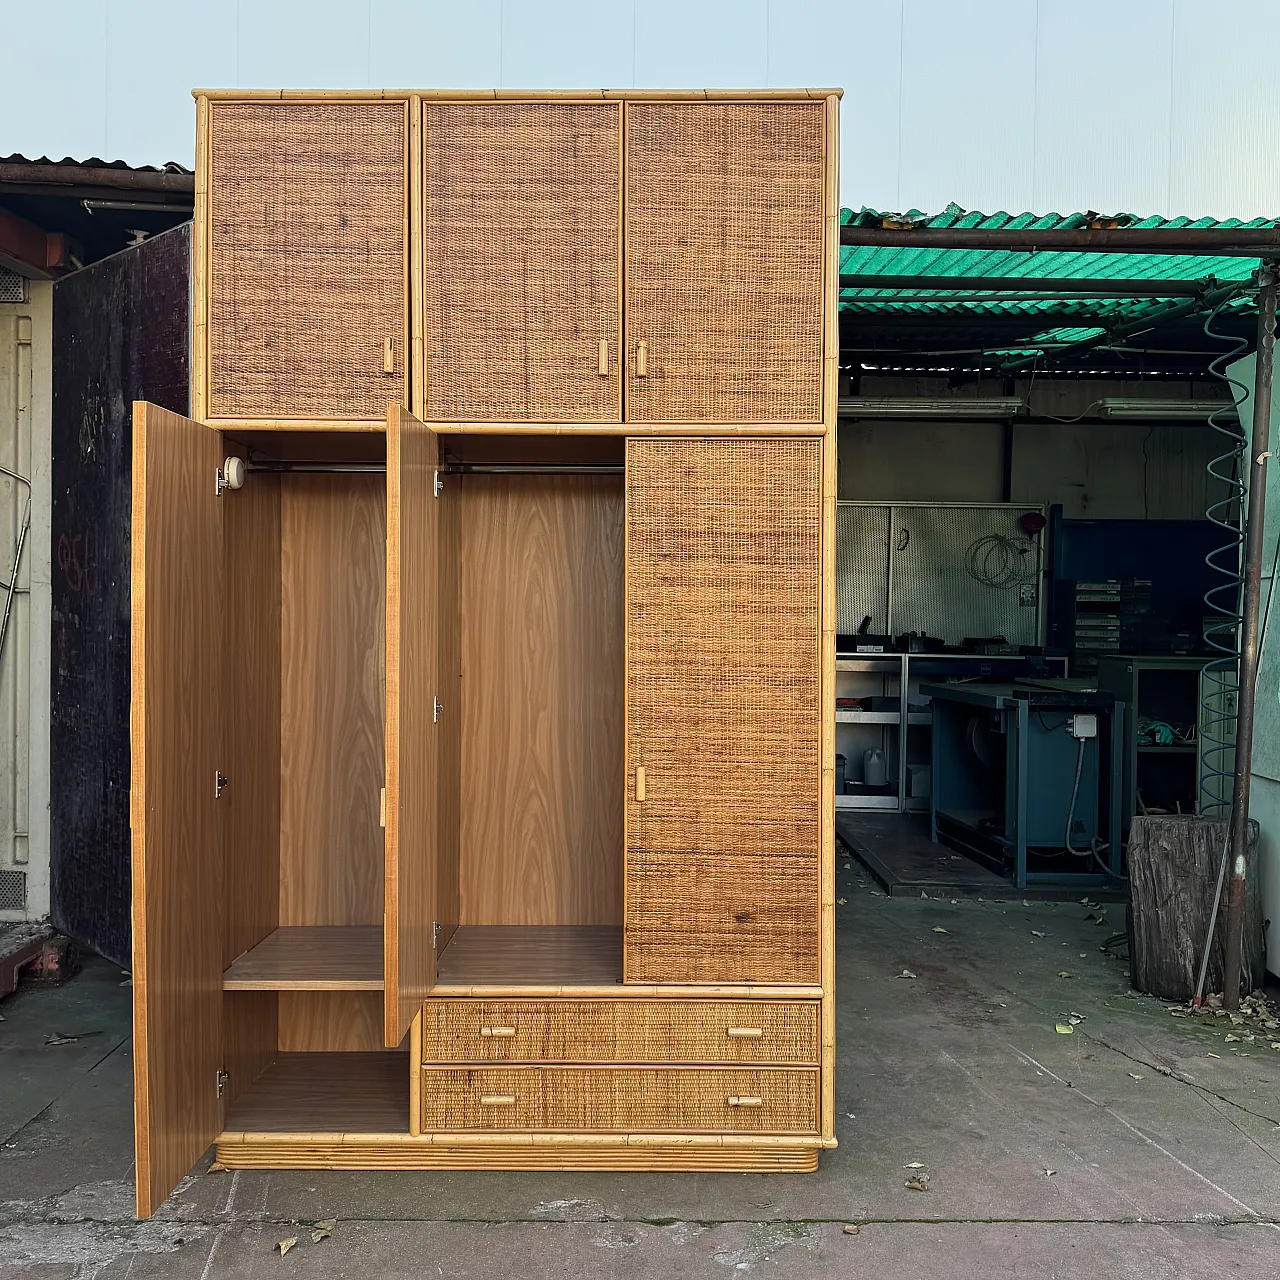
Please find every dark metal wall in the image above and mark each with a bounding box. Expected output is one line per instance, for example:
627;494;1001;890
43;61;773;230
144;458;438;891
50;223;189;967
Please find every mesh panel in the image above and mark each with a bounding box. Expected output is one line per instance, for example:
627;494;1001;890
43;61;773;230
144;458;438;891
625;439;821;984
208;101;406;419
0;869;26;911
423;103;621;421
420;1067;818;1134
890;506;1043;646
624;102;825;423
0;269;26;304
836;504;890;636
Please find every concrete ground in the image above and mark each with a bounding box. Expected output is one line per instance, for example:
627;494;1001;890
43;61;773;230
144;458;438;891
2;860;1279;1278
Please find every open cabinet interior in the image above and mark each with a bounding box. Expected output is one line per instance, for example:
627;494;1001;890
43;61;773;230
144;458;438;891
437;433;626;988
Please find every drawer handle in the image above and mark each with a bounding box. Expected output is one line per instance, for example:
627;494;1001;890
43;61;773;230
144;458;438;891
726;1027;763;1038
727;1096;763;1108
598;339;610;376
480;1094;517;1106
382;336;395;374
480;1026;516;1038
635;766;646;802
636;340;648;377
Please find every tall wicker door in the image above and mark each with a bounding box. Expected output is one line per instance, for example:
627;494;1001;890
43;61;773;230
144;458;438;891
624;438;823;984
206;100;408;421
623;102;826;423
422;102;622;422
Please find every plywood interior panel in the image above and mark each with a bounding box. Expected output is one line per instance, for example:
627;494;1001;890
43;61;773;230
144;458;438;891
278;992;391;1053
436;459;462;956
624;438;822;984
459;475;624;926
434;926;623;987
385;406;441;1044
130;403;225;1218
423;101;621;421
208;100;407;420
223;926;383;990
219;453;282;1113
279;474;386;927
624;101;825;422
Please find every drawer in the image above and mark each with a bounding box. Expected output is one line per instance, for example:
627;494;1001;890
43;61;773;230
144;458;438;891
420;999;818;1065
420;1067;818;1134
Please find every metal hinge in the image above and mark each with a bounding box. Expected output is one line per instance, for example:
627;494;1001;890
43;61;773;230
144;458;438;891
432;921;440;949
433;696;443;724
216;1068;228;1097
215;771;228;799
433;469;443;498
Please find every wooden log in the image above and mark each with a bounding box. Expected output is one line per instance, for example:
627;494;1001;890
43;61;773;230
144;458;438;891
1128;815;1264;1001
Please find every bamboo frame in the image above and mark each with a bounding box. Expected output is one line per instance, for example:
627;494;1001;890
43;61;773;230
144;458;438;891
191;95;209;420
428;984;825;999
194;88;843;103
409;1012;422;1137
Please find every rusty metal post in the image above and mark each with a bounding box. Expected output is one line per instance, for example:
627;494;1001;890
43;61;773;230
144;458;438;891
1222;263;1278;1010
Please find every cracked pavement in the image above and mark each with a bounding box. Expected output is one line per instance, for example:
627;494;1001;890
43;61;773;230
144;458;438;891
1;856;1278;1277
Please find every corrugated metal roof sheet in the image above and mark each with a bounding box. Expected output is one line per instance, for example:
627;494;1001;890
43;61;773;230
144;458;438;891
0;153;191;175
839;204;1266;350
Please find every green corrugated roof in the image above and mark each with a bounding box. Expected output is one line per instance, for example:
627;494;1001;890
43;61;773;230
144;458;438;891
839;203;1271;354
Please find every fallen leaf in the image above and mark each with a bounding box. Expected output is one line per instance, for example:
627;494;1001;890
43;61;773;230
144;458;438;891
311;1219;335;1243
899;969;917;979
905;1176;930;1192
1055;1023;1074;1035
1031;930;1046;938
932;927;949;934
950;899;959;905
1068;1012;1087;1023
276;1237;297;1257
836;898;847;906
1225;1034;1240;1042
1057;971;1072;979
920;891;929;899
1079;953;1087;959
904;1161;925;1169
843;1223;861;1235
1045;1168;1057;1177
1080;897;1091;905
1270;1042;1280;1051
1023;900;1033;907
207;1160;228;1174
843;862;851;869
44;1034;78;1046
1128;1073;1143;1081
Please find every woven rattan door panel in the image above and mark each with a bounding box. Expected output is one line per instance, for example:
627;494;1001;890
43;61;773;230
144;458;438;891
207;101;406;421
421;999;819;1065
423;103;621;422
624;102;824;423
420;1067;818;1133
624;439;821;984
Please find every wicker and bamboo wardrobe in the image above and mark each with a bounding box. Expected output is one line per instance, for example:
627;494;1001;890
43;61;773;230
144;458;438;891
129;87;842;1216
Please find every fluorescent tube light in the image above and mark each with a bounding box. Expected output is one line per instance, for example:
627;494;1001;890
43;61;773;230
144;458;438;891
838;396;1025;419
1095;398;1235;420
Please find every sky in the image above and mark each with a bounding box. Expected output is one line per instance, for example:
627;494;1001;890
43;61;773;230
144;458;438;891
3;0;1280;218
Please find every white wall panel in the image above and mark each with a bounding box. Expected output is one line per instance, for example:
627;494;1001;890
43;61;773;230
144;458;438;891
897;1;1036;214
1031;3;1173;215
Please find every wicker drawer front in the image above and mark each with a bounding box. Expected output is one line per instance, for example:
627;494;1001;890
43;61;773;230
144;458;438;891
420;1067;818;1134
421;1000;818;1065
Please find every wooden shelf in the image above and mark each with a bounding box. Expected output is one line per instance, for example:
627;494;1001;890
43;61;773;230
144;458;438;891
435;925;622;988
221;1052;408;1134
223;926;383;991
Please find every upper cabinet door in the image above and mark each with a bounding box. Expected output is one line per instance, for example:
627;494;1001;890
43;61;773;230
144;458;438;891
624;102;826;424
385;405;443;1045
206;100;407;422
130;404;225;1216
422;102;622;422
624;439;823;984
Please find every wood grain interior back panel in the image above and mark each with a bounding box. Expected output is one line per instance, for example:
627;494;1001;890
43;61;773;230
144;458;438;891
130;404;225;1218
278;991;390;1052
423;101;621;421
279;474;386;927
624;101;824;422
208;101;407;419
459;475;624;925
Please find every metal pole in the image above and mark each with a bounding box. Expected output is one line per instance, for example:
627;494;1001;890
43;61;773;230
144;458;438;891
1222;262;1277;1010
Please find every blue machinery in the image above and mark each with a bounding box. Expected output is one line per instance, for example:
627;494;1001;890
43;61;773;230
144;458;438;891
925;681;1125;890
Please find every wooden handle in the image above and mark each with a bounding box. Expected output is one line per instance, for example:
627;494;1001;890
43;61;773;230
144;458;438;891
480;1094;516;1106
726;1027;763;1038
635;766;646;802
636;340;648;377
383;337;395;374
479;1026;516;1038
727;1096;763;1108
598;339;609;375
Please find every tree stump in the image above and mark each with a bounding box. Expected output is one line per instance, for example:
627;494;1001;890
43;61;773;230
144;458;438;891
1128;815;1264;1001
